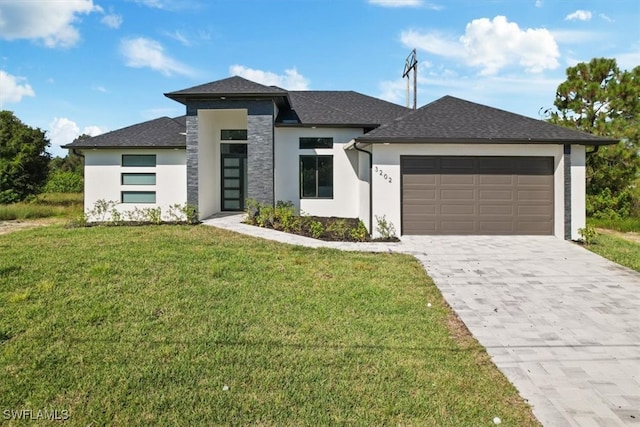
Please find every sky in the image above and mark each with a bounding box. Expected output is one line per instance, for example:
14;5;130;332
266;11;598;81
1;0;638;158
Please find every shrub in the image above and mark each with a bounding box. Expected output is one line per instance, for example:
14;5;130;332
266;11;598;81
44;171;83;193
326;218;350;240
375;215;397;240
349;220;369;242
309;220;324;239
578;225;598;245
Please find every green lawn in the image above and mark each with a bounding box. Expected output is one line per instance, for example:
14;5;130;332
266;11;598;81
0;225;538;426
584;233;640;272
587;216;640;233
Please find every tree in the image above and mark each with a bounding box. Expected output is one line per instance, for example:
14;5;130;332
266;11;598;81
49;134;87;176
547;58;640;218
0;111;51;203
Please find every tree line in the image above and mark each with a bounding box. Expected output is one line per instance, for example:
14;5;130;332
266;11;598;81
1;58;639;218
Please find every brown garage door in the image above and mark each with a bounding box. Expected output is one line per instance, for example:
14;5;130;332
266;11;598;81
401;156;554;235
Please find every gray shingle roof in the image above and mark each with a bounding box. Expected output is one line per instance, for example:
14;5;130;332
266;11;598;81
63;116;186;149
277;91;411;127
165;76;288;104
356;96;617;145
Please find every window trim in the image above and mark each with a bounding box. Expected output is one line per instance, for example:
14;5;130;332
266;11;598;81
299;137;333;149
299;155;333;199
121;191;156;204
121;173;156;185
121;154;156;167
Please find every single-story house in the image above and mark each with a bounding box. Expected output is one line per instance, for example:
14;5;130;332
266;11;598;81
64;76;616;239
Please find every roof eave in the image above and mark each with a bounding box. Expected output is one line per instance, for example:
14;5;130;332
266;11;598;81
275;122;380;129
354;136;619;146
164;92;290;107
62;144;186;149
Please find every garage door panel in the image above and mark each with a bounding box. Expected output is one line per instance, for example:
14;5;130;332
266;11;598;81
480;175;514;185
440;204;476;215
518;189;553;201
404;175;437;185
440;189;475;200
440;221;475;233
401;156;554;235
479;221;515;233
441;175;475;185
479;190;514;201
479;205;514;215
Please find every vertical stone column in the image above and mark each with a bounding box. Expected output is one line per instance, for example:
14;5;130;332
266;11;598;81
564;144;572;240
186;114;199;208
247;114;274;205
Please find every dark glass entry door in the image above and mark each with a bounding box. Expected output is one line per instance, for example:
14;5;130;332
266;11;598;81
221;144;247;211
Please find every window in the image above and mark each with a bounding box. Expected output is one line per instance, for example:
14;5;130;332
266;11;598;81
221;129;247;141
299;137;333;149
300;155;333;198
121;191;156;203
122;154;156;167
121;173;156;185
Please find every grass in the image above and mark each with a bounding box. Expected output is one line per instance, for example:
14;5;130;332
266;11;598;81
583;233;640;272
0;225;539;426
587;216;640;233
0;193;83;220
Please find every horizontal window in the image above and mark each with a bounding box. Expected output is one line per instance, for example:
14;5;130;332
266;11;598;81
121;191;156;204
221;129;247;141
299;137;333;149
122;154;156;167
300;155;333;199
121;173;156;185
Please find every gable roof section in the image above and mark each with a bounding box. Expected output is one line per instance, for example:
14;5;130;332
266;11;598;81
63;116;186;149
356;96;617;145
277;91;411;127
164;76;289;105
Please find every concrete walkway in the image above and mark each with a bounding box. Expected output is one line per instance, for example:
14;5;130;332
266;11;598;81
203;215;640;426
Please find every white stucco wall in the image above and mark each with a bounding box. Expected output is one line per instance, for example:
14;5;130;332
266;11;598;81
571;145;587;240
197;109;247;218
274;127;365;218
368;143;575;238
83;148;186;220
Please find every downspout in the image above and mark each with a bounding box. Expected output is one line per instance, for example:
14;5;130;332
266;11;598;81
353;142;373;235
586;145;600;156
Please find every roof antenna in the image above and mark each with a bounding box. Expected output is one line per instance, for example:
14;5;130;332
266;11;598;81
402;49;418;109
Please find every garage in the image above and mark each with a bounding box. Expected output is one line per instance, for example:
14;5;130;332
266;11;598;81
401;156;554;235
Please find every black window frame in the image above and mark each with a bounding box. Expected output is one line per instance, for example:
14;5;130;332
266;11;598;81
300;155;333;199
299;137;333;149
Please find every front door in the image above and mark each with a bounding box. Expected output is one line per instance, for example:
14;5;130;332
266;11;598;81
221;144;248;211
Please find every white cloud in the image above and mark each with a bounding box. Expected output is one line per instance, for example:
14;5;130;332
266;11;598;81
0;70;35;106
550;29;600;44
402;16;559;75
48;117;105;150
368;0;442;9
535;0;543;8
229;65;310;90
93;85;108;93
599;13;614;23
165;30;191;46
0;0;98;48
120;37;196;77
101;13;123;29
132;0;187;10
565;10;592;21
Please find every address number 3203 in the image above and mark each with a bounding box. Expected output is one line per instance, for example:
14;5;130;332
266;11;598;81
374;166;392;183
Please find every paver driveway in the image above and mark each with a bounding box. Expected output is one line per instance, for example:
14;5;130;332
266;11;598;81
403;235;640;427
204;216;639;426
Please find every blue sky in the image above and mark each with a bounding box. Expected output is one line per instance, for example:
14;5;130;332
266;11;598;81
1;0;638;157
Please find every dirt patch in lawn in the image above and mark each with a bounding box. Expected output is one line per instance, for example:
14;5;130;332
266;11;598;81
0;219;60;235
596;228;640;244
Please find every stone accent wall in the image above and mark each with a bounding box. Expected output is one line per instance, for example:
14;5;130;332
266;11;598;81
186;114;199;207
247;115;274;205
564;144;572;240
